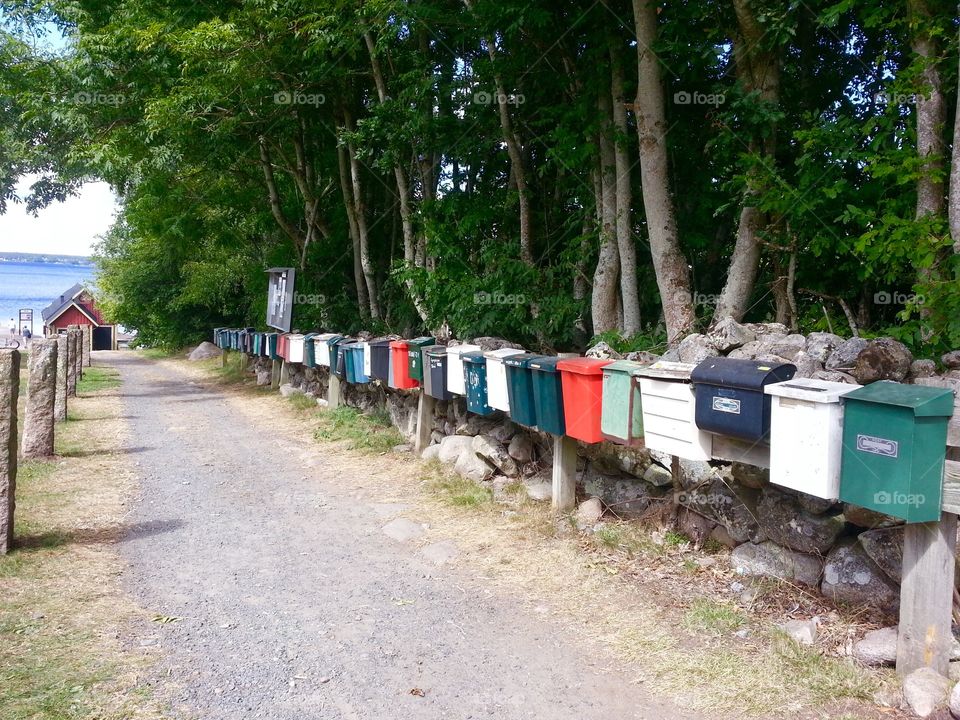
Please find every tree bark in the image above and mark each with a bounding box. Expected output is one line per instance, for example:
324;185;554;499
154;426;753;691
593;96;622;334
342;109;381;320
909;0;946;223
363;29;429;322
610;44;641;335
713;0;781;323
950;21;960;251
336;136;370;320
632;0;695;345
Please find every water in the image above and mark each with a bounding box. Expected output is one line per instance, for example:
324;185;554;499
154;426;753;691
0;261;95;334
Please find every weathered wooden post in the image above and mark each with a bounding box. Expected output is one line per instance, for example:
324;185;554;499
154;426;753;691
278;360;290;387
327;374;343;409
270;359;282;390
66;330;78;397
0;349;20;554
221;347;230;368
21;338;58;458
896;513;958;676
81;325;91;367
414;390;436;455
552;434;577;512
54;334;68;422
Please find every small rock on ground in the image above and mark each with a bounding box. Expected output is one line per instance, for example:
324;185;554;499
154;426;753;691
778;619;817;646
382;518;426;543
420;540;459;566
278;384;303;397
525;480;552;502
902;667;950;718
576;497;603;526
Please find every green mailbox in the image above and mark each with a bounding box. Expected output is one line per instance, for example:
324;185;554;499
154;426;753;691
406;336;436;382
528;357;565;436
504;353;547;429
839;381;954;523
600;360;648;446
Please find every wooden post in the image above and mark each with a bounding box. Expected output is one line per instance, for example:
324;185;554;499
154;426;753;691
896;513;958;676
221;348;229;369
414;391;436;455
239;352;249;373
278;360;290;387
270;359;282;390
552;433;577;512
0;349;20;554
327;374;343;409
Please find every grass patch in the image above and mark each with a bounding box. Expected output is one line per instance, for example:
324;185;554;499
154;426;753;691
769;631;879;704
77;366;121;395
137;347;180;360
286;392;319;411
433;475;493;508
682;598;747;636
594;524;625;549
313;406;402;454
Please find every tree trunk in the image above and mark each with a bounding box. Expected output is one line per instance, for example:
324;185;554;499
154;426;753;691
713;0;780;323
610;44;641;335
632;0;695;345
343;109;381;320
336;138;370;320
909;0;946;222
950;21;960;252
592;117;621;335
363;30;429;322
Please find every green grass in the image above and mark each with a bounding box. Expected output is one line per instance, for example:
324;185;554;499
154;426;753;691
594;524;625;548
137;347;180;360
433;475;494;508
769;631;879;704
682;598;748;636
286;392;319;411
77;366;121;395
313;406;402;454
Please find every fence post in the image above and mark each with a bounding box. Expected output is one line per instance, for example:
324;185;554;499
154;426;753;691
327;374;343;409
270;359;282;390
278;360;290;387
54;334;68;422
68;325;82;382
81;325;91;367
896;513;958;676
21;338;58;459
552;434;577;512
0;349;20;554
221;348;229;369
414;391;436;455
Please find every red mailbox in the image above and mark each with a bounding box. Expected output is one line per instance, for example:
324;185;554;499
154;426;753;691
557;358;613;443
389;340;419;389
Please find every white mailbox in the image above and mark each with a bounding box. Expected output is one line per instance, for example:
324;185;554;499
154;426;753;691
485;348;526;412
446;344;481;395
636;361;712;461
361;341;372;377
764;377;860;500
313;333;339;367
287;334;305;363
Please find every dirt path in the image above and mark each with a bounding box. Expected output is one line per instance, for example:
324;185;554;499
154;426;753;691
108;352;687;720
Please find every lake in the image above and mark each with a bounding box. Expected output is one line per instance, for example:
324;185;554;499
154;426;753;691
0;261;95;334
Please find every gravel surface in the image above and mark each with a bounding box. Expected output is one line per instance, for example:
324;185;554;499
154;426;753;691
111;352;684;719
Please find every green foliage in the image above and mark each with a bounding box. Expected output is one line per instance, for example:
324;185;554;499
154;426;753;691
313;406;402;454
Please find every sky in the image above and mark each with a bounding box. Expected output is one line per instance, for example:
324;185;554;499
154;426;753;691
0;178;120;257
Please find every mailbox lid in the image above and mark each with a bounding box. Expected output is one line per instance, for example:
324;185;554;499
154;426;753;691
556;357;612;376
425;345;448;358
633;360;695;381
504;352;545;369
484;348;526;364
765;377;860;404
843;380;955;417
603;359;648;376
446;343;481;358
462;351;487;365
408;336;436;348
691;357;796;390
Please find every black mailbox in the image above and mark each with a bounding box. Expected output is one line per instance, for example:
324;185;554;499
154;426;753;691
368;338;393;382
332;338;353;379
425;346;452;401
691;358;796;442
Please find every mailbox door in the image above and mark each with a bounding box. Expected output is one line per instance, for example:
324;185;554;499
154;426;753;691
694;384;771;442
446;345;480;396
389;342;418;389
639;378;712;461
427;353;452;401
408;346;425;382
463;356;493;415
769;396;845;499
530;360;565;436
352;347;370;383
600;366;644;445
362;342;372;377
556;359;611;443
504;361;538;428
369;341;390;381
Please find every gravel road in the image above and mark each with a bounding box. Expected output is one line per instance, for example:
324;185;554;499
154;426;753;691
109;352;687;720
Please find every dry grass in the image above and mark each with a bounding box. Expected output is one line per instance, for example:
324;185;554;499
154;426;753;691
0;362;165;720
165;356;908;719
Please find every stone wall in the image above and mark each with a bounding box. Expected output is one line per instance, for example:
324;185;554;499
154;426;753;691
249;323;960;618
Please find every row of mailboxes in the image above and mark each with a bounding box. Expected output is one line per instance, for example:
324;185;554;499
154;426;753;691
215;327;956;521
